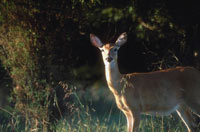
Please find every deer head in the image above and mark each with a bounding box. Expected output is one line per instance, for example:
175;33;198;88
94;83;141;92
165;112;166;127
90;32;127;65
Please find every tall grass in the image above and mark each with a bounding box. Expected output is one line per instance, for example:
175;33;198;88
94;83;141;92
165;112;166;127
0;86;195;132
50;92;187;132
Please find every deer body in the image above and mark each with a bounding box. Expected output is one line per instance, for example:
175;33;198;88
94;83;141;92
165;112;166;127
90;32;200;132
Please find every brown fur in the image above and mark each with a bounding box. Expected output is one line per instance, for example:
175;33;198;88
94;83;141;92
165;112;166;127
90;33;200;132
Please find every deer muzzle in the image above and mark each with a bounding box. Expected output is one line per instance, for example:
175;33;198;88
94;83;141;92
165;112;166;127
106;57;113;62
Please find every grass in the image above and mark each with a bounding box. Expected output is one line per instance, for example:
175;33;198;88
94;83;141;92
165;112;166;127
51;112;187;132
50;91;188;132
0;91;192;132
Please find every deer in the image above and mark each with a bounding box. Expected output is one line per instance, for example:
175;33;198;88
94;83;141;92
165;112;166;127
90;32;200;132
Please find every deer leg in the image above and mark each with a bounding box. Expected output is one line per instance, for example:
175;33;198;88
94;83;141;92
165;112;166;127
124;110;140;132
125;112;134;132
176;105;198;132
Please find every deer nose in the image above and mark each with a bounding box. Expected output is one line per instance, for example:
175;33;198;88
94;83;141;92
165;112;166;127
106;57;113;62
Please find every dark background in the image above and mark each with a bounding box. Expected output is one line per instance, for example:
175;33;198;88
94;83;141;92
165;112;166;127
1;0;200;107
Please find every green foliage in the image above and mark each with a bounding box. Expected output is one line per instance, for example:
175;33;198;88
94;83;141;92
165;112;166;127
0;25;52;131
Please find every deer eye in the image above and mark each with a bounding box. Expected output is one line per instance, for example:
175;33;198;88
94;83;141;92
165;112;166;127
114;48;118;52
100;49;104;52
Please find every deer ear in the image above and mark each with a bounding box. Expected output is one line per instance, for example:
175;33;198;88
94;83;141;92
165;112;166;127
90;34;103;48
115;32;127;46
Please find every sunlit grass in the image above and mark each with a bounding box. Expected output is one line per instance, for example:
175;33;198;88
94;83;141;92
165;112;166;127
51;92;187;132
0;91;191;132
51;113;187;132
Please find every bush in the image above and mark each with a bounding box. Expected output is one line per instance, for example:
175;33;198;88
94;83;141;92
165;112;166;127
0;25;54;131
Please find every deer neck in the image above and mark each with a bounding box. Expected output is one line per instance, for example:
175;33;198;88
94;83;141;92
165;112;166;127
105;61;122;95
